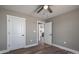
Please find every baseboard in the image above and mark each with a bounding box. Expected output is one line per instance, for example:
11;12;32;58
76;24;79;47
0;43;38;54
0;49;10;54
52;44;79;54
25;43;38;48
2;43;78;54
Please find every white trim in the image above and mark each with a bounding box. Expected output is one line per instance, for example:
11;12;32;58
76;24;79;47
25;43;38;48
52;44;79;54
7;15;10;50
0;43;38;54
0;50;10;54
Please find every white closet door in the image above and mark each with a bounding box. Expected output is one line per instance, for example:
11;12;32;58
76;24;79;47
7;15;26;50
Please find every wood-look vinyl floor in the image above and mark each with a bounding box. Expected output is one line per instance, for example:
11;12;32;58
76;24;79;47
5;43;73;54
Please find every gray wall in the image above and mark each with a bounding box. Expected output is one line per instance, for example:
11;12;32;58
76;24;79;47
47;8;79;51
0;9;7;51
0;8;40;51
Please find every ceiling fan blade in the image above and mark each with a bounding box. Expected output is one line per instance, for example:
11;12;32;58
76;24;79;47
37;6;43;13
48;6;53;13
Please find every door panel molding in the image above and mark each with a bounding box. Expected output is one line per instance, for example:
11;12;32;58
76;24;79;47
7;15;26;50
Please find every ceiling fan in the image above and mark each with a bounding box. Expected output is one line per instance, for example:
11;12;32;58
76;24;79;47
36;5;53;13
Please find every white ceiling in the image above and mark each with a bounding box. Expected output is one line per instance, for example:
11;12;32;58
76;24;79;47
0;5;79;20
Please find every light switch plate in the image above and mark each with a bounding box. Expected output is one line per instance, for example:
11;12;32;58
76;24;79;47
33;30;36;32
64;42;67;44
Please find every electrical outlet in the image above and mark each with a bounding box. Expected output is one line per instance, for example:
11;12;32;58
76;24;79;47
30;40;33;42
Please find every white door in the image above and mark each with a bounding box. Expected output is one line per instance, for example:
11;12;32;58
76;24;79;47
7;15;26;50
44;22;52;45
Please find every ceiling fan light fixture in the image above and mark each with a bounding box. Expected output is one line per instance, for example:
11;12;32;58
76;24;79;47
44;5;48;9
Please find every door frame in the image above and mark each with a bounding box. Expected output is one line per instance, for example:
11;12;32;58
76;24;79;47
7;15;26;50
37;21;45;44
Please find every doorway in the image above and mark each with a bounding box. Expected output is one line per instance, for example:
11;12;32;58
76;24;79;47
7;15;26;50
38;21;53;45
38;21;45;45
